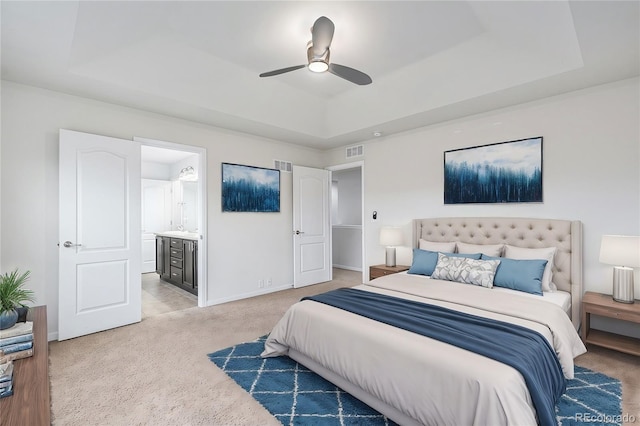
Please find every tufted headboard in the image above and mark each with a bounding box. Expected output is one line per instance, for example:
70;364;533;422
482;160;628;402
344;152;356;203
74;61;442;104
413;217;583;329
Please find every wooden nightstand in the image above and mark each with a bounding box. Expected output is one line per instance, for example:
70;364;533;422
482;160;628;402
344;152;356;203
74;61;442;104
369;264;410;280
582;291;640;356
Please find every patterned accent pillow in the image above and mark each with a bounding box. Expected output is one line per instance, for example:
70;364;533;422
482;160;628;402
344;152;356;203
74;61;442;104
408;249;482;276
431;253;501;288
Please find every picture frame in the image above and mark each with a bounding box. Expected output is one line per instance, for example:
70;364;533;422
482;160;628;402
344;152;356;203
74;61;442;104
221;163;280;212
444;137;543;204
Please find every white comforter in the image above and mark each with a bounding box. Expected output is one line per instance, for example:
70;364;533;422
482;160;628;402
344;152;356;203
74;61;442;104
262;273;586;426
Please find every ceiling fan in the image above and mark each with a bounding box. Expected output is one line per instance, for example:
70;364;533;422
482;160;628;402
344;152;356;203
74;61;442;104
259;16;372;86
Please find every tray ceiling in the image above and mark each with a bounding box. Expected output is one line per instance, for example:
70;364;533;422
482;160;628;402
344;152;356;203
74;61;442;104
2;1;638;149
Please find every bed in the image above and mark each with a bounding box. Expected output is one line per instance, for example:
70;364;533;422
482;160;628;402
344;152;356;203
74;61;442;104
263;217;587;425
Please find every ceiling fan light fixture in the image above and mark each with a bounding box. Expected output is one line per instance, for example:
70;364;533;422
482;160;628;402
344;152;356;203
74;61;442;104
259;16;371;85
308;60;329;73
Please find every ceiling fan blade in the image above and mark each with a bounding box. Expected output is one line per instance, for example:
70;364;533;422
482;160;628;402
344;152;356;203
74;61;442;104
328;63;372;85
311;16;335;57
259;65;306;77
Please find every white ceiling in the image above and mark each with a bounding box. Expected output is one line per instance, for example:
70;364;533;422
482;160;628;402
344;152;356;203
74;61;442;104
2;1;638;150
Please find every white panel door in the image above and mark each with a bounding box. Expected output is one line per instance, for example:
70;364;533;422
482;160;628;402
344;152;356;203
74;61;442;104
141;179;171;273
293;165;331;287
141;236;157;273
59;129;141;340
142;179;172;234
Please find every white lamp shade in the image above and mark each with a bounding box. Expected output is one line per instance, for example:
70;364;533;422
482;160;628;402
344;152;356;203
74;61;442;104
600;235;640;267
380;227;403;246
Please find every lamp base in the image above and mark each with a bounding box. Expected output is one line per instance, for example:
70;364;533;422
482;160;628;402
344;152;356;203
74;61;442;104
612;266;635;304
385;247;397;267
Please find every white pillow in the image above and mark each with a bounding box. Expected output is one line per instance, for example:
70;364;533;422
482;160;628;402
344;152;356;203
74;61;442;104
456;242;504;257
431;253;500;288
504;245;556;292
419;239;456;253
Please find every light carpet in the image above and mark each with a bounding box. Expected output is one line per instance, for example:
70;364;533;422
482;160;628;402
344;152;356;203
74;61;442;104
209;336;622;426
47;269;639;425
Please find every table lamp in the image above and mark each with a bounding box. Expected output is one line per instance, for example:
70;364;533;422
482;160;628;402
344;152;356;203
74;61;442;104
380;227;403;267
599;235;640;304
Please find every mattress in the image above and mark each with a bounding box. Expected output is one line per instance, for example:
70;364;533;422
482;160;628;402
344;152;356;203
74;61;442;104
263;273;586;425
498;288;571;314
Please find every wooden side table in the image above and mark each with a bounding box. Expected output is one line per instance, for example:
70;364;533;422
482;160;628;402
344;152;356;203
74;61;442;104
369;264;410;280
582;291;640;356
0;305;50;425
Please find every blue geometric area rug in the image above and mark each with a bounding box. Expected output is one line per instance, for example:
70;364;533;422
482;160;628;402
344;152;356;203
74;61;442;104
208;336;622;426
556;366;622;426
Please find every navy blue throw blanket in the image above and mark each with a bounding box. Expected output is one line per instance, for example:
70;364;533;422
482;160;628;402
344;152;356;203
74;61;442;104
302;288;565;426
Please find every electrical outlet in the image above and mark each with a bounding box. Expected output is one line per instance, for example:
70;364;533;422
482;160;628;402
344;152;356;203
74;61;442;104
266;278;272;287
258;279;264;288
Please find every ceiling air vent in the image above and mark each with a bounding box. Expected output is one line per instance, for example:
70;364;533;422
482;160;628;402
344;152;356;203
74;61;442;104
274;159;293;173
345;145;364;159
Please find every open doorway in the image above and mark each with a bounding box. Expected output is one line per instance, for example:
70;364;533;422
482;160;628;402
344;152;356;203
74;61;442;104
138;141;207;318
327;162;365;283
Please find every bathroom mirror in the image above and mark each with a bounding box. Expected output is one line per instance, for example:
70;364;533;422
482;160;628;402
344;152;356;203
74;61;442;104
175;180;198;232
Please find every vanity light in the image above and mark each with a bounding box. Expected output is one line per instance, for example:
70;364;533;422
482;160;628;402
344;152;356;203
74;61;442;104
179;166;197;181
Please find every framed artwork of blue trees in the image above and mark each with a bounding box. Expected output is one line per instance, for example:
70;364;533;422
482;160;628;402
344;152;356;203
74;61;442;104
444;137;543;204
222;163;280;212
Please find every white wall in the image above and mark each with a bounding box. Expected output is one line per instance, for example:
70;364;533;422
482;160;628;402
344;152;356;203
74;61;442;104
2;77;638;339
332;226;363;271
325;77;640;336
331;168;363;270
0;81;324;338
141;161;172;180
333;168;362;225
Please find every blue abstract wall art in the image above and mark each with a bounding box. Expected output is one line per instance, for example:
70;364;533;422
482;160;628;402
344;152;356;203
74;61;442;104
222;163;280;212
444;137;543;204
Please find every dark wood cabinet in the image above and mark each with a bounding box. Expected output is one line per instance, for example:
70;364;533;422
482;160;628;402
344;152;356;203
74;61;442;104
156;236;170;279
183;239;197;290
156;235;197;295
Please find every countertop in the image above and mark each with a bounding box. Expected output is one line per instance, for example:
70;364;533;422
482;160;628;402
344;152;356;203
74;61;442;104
154;231;200;240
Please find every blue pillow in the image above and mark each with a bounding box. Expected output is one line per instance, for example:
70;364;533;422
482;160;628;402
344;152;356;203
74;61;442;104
408;249;481;276
481;255;547;295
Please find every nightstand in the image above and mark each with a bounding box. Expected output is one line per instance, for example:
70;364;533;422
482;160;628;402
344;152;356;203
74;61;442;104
581;291;640;356
369;264;410;280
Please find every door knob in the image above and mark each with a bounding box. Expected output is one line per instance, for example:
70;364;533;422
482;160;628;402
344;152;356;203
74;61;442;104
294;230;305;235
63;241;82;248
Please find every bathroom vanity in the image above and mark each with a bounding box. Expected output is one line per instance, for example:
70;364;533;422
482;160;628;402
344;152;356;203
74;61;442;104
155;232;198;295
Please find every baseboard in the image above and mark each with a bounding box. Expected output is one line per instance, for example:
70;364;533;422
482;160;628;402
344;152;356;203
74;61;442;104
48;331;59;342
206;284;292;306
333;264;362;272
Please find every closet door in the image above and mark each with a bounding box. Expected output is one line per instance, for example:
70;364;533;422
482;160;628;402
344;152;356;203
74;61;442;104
293;166;331;287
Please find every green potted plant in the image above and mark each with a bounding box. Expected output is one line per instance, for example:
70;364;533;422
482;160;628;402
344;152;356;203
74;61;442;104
0;269;35;330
